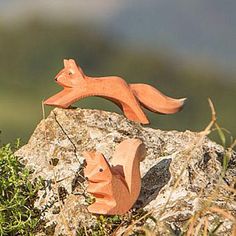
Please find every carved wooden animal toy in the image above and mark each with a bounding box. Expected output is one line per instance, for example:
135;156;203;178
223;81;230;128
83;139;146;215
44;59;186;124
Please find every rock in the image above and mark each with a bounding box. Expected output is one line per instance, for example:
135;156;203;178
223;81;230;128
15;108;236;235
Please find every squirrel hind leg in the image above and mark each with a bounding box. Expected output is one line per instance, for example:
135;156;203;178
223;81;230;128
122;103;149;124
104;96;149;124
88;202;114;215
88;202;128;215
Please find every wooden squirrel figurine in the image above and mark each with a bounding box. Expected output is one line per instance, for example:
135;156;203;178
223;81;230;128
44;59;186;124
83;139;146;215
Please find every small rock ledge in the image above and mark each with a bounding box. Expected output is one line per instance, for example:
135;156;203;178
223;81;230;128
15;108;236;235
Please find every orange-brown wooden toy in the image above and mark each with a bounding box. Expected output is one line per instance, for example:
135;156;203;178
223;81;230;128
83;139;146;215
44;59;186;124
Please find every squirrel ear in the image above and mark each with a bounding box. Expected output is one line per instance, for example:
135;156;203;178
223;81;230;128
68;59;86;78
68;59;78;70
63;59;69;68
96;153;110;167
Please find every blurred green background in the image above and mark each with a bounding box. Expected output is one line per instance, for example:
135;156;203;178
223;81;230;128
0;1;235;144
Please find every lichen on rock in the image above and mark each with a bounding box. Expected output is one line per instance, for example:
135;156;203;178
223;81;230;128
15;108;236;235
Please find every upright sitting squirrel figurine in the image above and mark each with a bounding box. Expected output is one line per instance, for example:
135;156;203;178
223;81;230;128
83;139;146;215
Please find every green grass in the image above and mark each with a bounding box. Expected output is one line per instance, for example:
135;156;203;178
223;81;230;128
76;209;153;236
0;141;42;235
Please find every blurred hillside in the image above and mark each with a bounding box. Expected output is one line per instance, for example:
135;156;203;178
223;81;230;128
0;20;235;144
1;0;236;73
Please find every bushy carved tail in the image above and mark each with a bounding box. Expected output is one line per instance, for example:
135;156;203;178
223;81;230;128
130;84;186;114
111;139;146;196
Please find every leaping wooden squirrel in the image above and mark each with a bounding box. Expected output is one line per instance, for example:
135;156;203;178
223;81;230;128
44;59;186;124
83;139;146;215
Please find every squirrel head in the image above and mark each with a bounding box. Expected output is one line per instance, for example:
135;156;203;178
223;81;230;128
54;59;86;88
83;151;112;183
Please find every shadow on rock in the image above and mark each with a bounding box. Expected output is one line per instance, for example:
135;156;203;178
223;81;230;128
135;158;172;208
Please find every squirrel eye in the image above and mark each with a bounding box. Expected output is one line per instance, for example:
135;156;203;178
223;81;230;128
68;72;73;75
99;168;103;172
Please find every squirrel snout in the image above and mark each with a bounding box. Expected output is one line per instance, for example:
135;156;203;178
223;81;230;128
55;77;58;81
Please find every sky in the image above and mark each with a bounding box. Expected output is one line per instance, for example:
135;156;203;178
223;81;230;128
0;0;235;74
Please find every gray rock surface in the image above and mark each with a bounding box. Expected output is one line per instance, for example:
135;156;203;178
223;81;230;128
15;108;236;235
